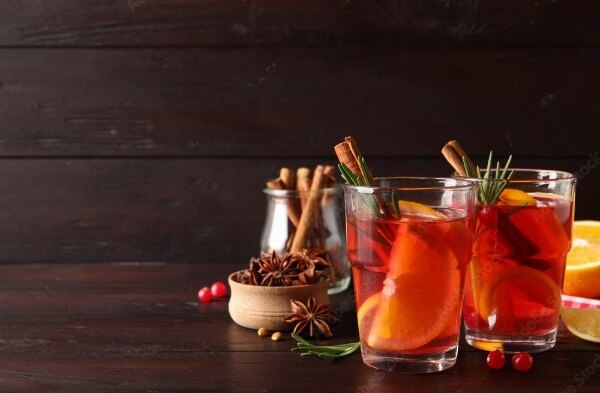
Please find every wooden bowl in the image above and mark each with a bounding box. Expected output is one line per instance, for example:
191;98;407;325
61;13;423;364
228;270;330;331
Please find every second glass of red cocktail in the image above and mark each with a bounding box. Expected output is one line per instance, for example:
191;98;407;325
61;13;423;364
459;169;576;353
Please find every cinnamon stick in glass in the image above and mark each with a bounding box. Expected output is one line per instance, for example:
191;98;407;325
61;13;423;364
334;136;373;184
296;167;311;209
266;175;300;227
291;165;325;252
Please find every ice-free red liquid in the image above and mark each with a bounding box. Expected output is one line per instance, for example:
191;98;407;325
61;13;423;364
463;195;573;337
347;210;471;355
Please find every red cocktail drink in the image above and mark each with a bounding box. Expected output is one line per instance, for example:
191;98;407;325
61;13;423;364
460;170;576;353
344;178;476;373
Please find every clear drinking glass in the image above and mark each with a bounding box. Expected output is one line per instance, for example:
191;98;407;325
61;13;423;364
344;177;476;373
260;187;351;294
457;169;576;353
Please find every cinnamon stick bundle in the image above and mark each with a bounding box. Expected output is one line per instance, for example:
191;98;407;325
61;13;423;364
266;164;340;253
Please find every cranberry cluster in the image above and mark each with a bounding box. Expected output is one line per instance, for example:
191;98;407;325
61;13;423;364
487;350;533;372
198;281;227;303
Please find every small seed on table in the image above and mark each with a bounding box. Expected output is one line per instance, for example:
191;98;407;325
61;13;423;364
271;332;283;341
257;327;270;337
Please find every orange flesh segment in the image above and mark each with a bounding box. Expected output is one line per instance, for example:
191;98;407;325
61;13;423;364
396;200;445;219
498;188;536;206
502;193;570;259
365;222;460;352
478;266;560;328
367;271;460;351
396;200;471;266
357;292;380;327
358;201;466;352
388;224;458;277
564;221;600;298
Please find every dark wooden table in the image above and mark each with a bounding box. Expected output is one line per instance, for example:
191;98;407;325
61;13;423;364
1;263;598;392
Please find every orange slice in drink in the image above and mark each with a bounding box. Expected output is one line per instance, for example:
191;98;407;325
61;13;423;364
366;271;460;352
365;225;460;352
388;222;459;277
498;188;536;206
396;200;445;220
395;200;472;267
564;221;600;298
478;266;560;329
357;292;380;331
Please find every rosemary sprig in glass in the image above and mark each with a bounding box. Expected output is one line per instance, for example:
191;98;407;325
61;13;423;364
464;151;514;205
338;156;400;220
291;333;360;360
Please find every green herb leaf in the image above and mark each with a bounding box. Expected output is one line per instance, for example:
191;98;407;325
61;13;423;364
337;157;382;219
391;190;401;220
290;333;360;360
463;151;513;205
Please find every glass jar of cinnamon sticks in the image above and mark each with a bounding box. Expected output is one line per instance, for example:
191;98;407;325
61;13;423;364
261;165;351;294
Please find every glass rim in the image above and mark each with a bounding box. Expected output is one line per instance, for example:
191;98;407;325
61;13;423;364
453;168;577;184
263;187;338;197
342;176;475;192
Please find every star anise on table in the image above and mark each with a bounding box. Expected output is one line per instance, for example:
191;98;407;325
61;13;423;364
283;296;338;337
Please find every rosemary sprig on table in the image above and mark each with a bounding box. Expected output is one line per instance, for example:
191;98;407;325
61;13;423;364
291;333;360;360
464;151;514;205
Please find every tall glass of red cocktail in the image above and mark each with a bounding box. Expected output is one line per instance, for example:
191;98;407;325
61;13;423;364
344;177;476;373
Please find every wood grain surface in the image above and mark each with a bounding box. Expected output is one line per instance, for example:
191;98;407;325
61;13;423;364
0;0;599;47
0;263;597;392
0;157;595;264
0;47;598;158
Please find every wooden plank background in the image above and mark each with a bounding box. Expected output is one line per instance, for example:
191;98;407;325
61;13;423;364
0;1;598;263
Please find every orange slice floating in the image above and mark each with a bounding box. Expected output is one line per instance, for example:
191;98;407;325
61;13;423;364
498;188;536;206
396;200;445;220
478;266;561;330
366;271;460;352
388;221;458;277
364;224;460;352
357;200;466;352
395;200;471;267
357;292;380;330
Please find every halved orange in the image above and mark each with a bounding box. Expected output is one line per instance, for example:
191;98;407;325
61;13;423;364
561;307;600;343
564;220;600;298
478;266;560;330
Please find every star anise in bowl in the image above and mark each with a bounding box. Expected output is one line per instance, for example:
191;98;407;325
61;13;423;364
283;296;338;337
238;249;331;287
